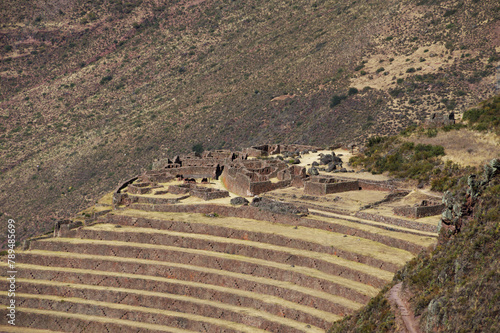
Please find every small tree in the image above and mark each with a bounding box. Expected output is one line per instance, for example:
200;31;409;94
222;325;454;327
192;143;204;156
348;87;359;96
330;94;346;108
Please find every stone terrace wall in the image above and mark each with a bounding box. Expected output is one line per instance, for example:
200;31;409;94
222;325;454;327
394;204;445;219
355;212;438;233
14;262;351;317
112;176;138;208
128;203;423;261
190;187;230;201
70;225;388;288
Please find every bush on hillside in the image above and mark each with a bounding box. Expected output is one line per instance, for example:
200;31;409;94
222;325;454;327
462;95;500;134
329;94;347;108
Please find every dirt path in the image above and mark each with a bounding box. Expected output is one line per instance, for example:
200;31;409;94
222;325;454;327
388;283;421;333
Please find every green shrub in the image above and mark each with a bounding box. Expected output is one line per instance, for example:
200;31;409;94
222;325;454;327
330;94;346;108
192;143;204;155
100;75;113;84
347;87;358;96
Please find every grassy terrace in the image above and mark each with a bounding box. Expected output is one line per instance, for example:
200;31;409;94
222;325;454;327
114;209;417;266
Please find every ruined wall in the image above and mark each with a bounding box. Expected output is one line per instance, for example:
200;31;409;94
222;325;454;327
394;204;445;219
190;188;230;201
250;180;291;195
304;180;359;195
221;168;252;197
167;166;217;178
112;176;138;208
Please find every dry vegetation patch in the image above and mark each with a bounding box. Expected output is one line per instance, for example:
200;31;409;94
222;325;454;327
405;129;500;167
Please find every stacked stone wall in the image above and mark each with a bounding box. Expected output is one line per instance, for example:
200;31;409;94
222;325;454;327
250;180;291;195
112;176;138;208
14;281;331;330
168;166;217;178
0;308;168;333
190;188;230;201
394;204;445;218
129;204;424;254
20;247;371;304
355;212;437;233
107;209;401;271
71;226;388;288
221;169;252;197
13;264;350;316
304;180;359;195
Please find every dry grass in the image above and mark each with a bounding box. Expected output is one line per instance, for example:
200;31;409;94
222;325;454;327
406;129;500;167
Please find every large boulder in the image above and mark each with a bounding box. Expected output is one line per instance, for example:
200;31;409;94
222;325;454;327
230;197;249;206
308;167;319;176
326;162;336;172
320;154;333;165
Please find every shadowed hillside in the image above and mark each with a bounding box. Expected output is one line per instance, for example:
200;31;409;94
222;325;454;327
0;0;499;246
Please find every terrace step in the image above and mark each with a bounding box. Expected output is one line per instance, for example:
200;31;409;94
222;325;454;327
0;289;323;333
21;243;378;304
126;205;431;254
70;223;392;287
354;211;439;233
0;300;233;333
105;211;413;271
6;260;361;316
307;209;437;237
11;277;338;329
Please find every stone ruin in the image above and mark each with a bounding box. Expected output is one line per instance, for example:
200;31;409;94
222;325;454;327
112;144;414;207
393;200;446;219
425;112;455;128
304;176;360;196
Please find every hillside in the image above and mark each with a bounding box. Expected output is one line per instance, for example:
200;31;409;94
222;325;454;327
0;0;499;246
329;96;500;332
330;159;500;333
